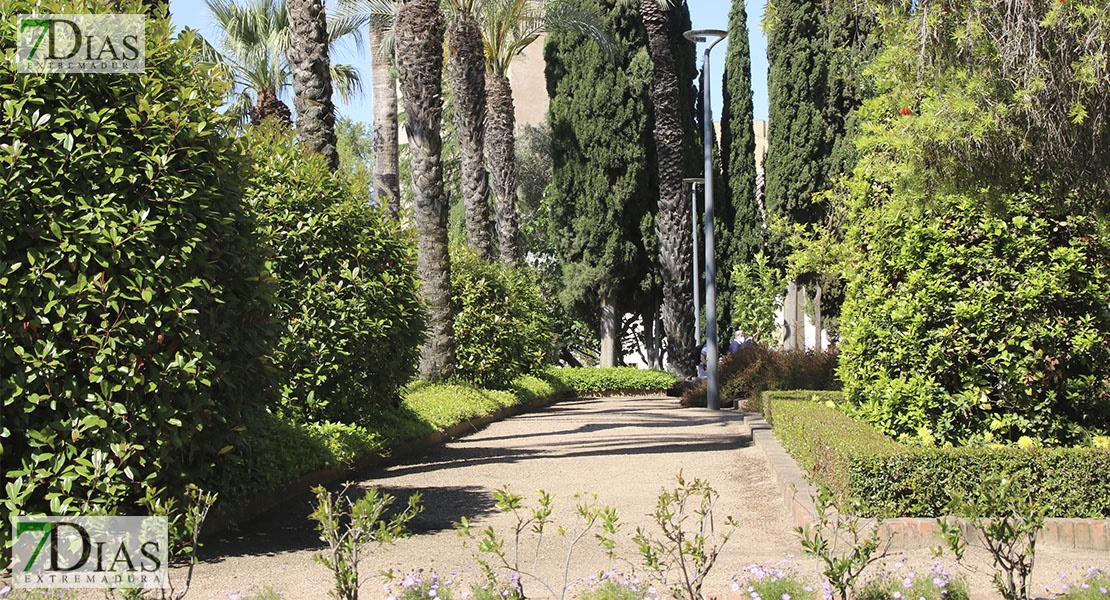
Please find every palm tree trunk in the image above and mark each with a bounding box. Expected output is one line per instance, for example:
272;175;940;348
251;87;292;126
642;0;695;376
370;16;401;220
486;71;522;267
397;0;455;380
287;0;340;171
448;13;494;260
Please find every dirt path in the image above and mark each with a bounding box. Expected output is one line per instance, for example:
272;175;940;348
178;395;1110;600
181;396;798;599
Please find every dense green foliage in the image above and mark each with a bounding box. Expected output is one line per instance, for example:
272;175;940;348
861;0;1110;208
244;123;423;425
544;0;657;324
839;192;1110;447
763;0;829;231
766;395;1110;518
1;4;274;548
682;347;840;408
729;251;781;344
551;366;677;396
450;250;554;388
718;0;763;326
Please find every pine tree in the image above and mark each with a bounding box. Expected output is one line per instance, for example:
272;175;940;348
718;0;760;341
545;0;656;366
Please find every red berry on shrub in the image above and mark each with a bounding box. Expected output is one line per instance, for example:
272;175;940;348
899;107;912;116
157;334;165;343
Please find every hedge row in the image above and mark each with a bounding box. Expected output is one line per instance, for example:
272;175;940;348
216;368;670;507
551;366;678;396
764;392;1110;518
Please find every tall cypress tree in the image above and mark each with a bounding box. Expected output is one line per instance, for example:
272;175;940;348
763;0;829;231
545;0;656;364
763;0;876;348
718;0;760;339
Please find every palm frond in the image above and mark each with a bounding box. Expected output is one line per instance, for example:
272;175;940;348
331;63;364;102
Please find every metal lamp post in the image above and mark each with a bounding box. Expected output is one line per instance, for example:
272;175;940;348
682;177;704;347
684;28;727;410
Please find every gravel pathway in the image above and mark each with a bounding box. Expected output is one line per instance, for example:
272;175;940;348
176;395;1110;600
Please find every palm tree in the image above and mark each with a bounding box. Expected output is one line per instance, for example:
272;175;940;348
396;0;456;380
202;0;364;128
334;0;402;218
446;0;494;260
641;0;695;376
479;0;608;267
287;0;340;170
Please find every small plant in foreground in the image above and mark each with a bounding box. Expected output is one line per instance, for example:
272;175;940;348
935;470;1044;600
730;561;819;600
310;483;423;600
455;487;620;600
575;572;658;600
796;485;889;600
1049;566;1110;599
853;561;969;600
383;569;457;600
633;473;739;600
226;587;286;600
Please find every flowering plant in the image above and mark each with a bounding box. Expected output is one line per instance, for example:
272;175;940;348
853;561;969;600
730;561;821;600
384;569;457;600
1053;567;1110;599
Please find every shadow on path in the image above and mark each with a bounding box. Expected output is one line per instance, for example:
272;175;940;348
200;396;744;563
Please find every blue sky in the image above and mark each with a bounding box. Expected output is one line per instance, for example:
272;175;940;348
168;0;769;124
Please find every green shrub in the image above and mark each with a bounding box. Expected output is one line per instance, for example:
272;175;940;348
451;250;554;388
243;123;423;425
549;366;678;396
1;2;275;551
765;393;1110;517
682;347;840;408
216;410;383;504
839;192;1110;446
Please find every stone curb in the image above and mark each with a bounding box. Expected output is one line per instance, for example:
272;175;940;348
740;414;1110;551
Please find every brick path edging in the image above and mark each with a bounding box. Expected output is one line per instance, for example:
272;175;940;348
739;413;1110;551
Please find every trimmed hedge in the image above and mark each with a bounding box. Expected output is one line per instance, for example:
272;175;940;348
549;366;678;396
765;392;1110;518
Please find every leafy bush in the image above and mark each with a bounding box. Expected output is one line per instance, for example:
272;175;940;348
243;123;423;425
549;366;678;396
682;346;840;408
765;394;1110;517
839;192;1110;446
1;2;275;550
452;250;554;388
217;410;383;504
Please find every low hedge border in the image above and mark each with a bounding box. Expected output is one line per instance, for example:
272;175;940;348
763;391;1110;518
210;367;677;528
